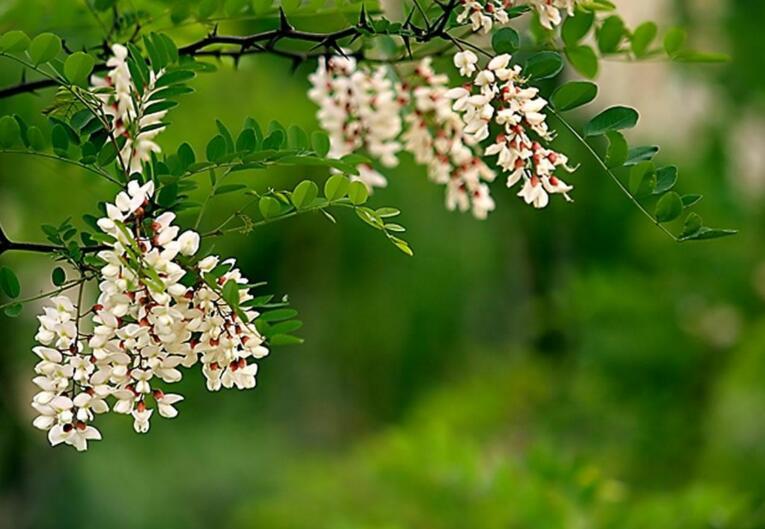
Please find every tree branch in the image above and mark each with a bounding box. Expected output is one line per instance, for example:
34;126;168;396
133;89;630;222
0;224;107;257
0;4;463;99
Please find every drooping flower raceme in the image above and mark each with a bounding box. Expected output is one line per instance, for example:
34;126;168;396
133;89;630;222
446;52;576;208
309;51;576;215
91;44;168;174
308;55;403;191
402;58;497;219
31;180;270;451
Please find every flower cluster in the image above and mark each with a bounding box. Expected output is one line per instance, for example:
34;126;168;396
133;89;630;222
447;52;576;208
308;55;403;191
31;181;269;451
457;0;579;33
402;58;497;219
91;44;167;174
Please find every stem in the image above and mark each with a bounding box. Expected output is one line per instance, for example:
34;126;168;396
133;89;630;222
0;149;121;185
202;200;356;238
0;278;87;310
549;108;678;242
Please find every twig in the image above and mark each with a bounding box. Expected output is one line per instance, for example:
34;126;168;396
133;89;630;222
549;108;678;242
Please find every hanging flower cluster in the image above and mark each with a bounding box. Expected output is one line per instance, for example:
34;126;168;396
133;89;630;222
32;50;269;451
447;52;576;208
30;180;270;450
402;58;497;219
307;55;403;191
91;44;167;174
457;0;579;34
309;49;576;215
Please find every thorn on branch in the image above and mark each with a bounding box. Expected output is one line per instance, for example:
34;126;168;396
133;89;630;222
358;5;371;30
279;7;294;32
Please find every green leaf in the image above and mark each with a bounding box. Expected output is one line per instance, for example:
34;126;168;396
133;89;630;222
682;212;702;237
628;162;656;198
311;130;330;157
236;128;258;152
0;31;30;52
97;142;119;167
0;115;20;148
177;142;195;169
214;184;246;195
221;279;240;309
206;134;226;162
605;131;628;168
551;81;598;111
52;267;66;286
584;106;639;137
631;22;657;58
287;125;308;150
157;183;178;207
680;227;737;241
376;207;400;218
565;45;599;79
215;120;235;153
0;266;20;298
262;130;284;150
29;33;61;65
27;126;45;150
492;27;520;54
4;303;22;317
562;9;595;47
292;180;319;210
624;145;659;166
324;174;350;201
654;166;678;195
268;334;304;346
390;235;414;256
655;192;683;222
525;51;564;80
681;194;703;208
51;124;69;155
260;308;298;322
64;52;96;85
347;181;368;205
259;196;282;219
597;15;625;54
664;27;686;57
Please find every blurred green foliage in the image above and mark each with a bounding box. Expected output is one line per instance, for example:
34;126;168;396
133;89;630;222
1;0;764;528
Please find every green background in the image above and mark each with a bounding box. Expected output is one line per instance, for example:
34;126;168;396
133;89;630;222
1;0;765;527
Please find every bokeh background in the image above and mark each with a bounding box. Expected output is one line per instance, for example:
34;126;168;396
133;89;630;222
1;0;764;527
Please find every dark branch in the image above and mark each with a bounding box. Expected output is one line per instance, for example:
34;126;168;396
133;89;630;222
0;225;106;257
0;4;462;100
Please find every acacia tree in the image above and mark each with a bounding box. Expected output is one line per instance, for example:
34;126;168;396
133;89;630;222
0;0;735;451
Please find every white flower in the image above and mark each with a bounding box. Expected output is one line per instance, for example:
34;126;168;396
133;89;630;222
48;421;102;452
132;404;153;433
177;231;200;256
454;50;479;77
156;392;183;418
518;176;550;209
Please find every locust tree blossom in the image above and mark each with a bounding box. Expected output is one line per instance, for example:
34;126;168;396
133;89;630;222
91;44;167;174
30;179;270;451
402;57;496;219
308;55;403;191
446;53;576;208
